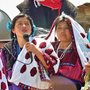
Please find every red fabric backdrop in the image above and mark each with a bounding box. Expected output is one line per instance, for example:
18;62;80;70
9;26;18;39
39;0;62;10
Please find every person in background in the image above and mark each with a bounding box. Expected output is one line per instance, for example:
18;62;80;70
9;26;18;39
45;13;90;90
0;13;59;90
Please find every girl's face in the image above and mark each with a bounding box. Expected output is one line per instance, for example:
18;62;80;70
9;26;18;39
12;17;32;39
56;21;72;42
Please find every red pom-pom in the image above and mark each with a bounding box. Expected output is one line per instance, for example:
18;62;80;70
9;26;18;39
30;67;37;77
39;42;46;48
80;33;85;38
20;65;26;73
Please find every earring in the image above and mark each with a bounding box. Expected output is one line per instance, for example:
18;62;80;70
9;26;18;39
13;34;16;40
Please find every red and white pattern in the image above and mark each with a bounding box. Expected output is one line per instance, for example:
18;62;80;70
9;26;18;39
9;38;60;89
0;57;8;90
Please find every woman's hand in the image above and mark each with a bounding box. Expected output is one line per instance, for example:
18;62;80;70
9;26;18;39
85;62;90;74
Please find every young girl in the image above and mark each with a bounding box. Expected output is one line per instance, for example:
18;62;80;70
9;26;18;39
1;13;59;90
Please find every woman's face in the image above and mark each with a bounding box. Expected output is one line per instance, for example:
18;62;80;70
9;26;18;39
12;17;32;39
56;21;72;42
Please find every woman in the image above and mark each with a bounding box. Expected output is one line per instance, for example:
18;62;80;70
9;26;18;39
45;13;90;90
0;53;9;90
0;13;59;90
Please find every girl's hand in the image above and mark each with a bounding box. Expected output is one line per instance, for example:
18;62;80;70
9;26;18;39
25;42;35;53
25;42;49;69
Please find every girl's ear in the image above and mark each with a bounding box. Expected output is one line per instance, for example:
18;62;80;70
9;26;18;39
12;29;15;34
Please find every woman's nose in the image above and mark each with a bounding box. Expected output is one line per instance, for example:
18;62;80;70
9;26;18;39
61;29;64;33
22;24;26;27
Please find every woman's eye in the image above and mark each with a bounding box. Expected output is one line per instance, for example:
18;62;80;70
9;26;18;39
57;27;61;29
17;23;22;26
25;23;29;26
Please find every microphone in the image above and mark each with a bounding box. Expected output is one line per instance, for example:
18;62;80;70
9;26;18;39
23;33;33;64
23;33;30;42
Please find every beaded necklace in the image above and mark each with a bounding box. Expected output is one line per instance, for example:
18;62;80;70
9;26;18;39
57;42;72;60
